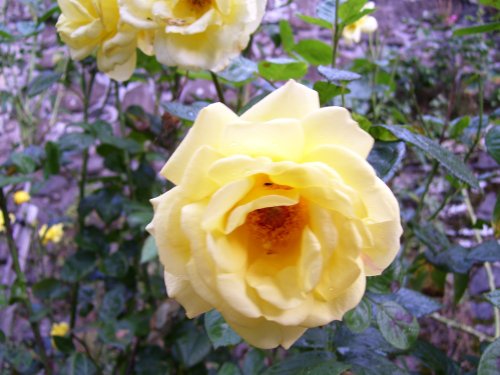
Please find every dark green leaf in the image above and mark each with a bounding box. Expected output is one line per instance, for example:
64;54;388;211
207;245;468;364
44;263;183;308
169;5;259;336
218;363;242;375
413;340;460;375
163;102;208;122
279;20;295;53
297;14;332;29
449;116;470;139
102;252;129;278
262;351;337;375
58;132;95;152
454;273;469;304
61;252;97;283
393;288;442;318
313;81;350;105
376;301;419;350
258;58;308;81
344;297;372;333
484;290;500;308
318;65;362;82
367;141;406;182
242;349;266;375
175;325;212;368
204;310;241;349
0;175;31;188
293;39;332;66
53;336;75;354
295;327;329;348
453;22;500;36
135;346;170;375
100;134;142;153
479;338;500;375
38;5;60;24
33;278;69;300
11;152;37;174
467;241;500;263
374;125;479;188
26;72;62;97
348;352;408;375
65;353;97;375
217;56;257;85
44;141;61;176
99;286;127;322
485;126;500;164
140;236;158;264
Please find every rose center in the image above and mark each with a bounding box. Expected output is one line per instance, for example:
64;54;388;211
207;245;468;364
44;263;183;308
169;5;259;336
187;0;212;13
246;200;307;254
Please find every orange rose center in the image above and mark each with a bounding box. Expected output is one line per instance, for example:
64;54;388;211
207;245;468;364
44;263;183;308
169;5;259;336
246;199;307;254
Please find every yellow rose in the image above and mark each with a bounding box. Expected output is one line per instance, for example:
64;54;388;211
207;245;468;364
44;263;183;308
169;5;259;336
56;0;153;81
119;0;267;71
148;80;402;349
342;1;378;44
39;223;64;245
13;190;31;205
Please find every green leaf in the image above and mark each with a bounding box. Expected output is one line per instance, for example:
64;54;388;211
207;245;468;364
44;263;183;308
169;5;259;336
348;352;408;375
217;56;257;85
318;65;361;82
478;0;500;9
60;251;97;283
296;14;332;29
484;290;500;308
339;0;368;24
374;125;479;188
485;126;500;164
376;301;419;350
344;297;372;333
204;310;241;349
99;286;127;322
102;252;128;278
0;175;31;188
393;288;442;318
26;72;62;97
242;349;266;375
135;346;170;375
413;340;460;375
58;132;95;151
10;152;37;174
258;58;308;81
479;338;500;375
218;363;242;375
449;116;470;139
467;241;500;263
453;22;500;36
53;336;75;354
279;20;295;53
65;353;97;375
163;102;208;122
313;81;350;105
44;141;61;176
293;39;332;66
33;278;69;300
263;351;344;375
367;141;406;182
140;236;158;264
175;324;212;368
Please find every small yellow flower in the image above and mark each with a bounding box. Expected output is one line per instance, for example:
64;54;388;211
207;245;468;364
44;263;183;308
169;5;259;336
50;322;70;349
0;212;15;232
39;223;64;245
342;1;378;44
13;190;31;205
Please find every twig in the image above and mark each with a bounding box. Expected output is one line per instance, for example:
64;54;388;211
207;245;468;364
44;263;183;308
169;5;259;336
331;0;341;68
210;71;226;104
431;313;495;342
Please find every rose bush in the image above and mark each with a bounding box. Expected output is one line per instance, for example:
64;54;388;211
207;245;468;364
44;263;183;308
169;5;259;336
148;80;402;349
56;0;153;81
119;0;267;71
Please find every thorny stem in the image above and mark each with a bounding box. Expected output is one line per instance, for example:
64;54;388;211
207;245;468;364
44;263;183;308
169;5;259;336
331;0;341;68
462;188;500;338
0;189;52;373
210;71;226;104
431;313;495;342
